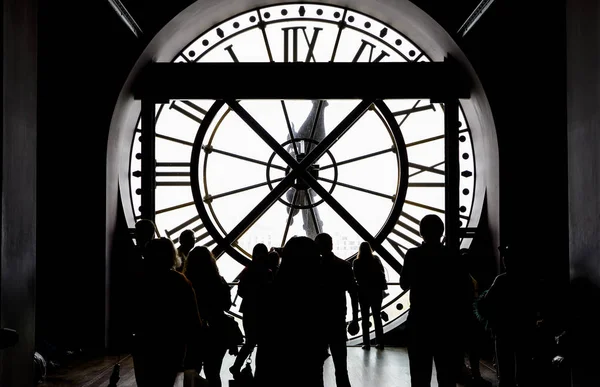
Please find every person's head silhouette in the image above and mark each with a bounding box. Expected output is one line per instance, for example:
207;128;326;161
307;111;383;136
179;229;195;253
419;214;444;244
279;236;320;281
184;246;221;283
252;243;269;266
134;219;156;248
314;233;333;256
357;241;374;260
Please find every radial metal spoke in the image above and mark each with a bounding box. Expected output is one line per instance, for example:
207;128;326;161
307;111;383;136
208;177;285;201
406;128;468;148
393;103;435;117
204;145;286;171
408;161;445;177
226;100;299;169
212;173;296;259
406;134;444;148
318;177;394;200
155;133;194;147
302;99;374;167
320;147;395;170
156;201;195;215
281;189;299;247
281;101;300;157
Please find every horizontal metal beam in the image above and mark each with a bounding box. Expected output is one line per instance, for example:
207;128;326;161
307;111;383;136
133;61;471;100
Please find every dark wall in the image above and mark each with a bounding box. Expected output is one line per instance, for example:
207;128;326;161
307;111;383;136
567;0;600;385
460;1;569;295
1;0;37;385
35;1;140;351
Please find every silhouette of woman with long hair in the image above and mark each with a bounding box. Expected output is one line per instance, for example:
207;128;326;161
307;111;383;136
131;237;203;387
353;241;387;350
184;246;233;387
255;236;327;387
230;243;273;377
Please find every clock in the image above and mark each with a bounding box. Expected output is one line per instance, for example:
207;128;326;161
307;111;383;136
126;2;478;343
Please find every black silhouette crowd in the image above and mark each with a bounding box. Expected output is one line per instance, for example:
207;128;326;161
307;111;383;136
126;214;568;387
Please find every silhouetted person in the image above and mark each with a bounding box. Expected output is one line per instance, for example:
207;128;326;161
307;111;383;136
458;249;492;387
352;241;387;350
400;214;472;387
131;238;203;387
132;219;157;271
315;233;359;387
135;219;156;247
184;246;233;387
176;229;195;272
481;244;537;387
124;219;158;348
255;236;327;387
230;243;273;377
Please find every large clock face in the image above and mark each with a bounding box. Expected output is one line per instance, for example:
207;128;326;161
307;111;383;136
127;3;477;343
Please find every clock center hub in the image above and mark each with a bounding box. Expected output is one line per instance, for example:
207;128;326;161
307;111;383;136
287;153;319;190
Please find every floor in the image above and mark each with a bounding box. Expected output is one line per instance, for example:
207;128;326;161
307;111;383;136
39;347;498;387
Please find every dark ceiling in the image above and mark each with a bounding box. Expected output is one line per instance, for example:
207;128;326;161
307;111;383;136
117;0;485;43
